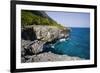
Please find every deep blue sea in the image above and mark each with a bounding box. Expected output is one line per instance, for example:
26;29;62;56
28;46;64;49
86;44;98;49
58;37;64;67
48;28;90;59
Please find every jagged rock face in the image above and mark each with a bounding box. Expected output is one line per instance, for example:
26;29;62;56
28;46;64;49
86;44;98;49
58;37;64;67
21;25;70;55
21;25;71;63
21;40;45;56
22;25;70;42
33;25;59;42
34;25;69;42
31;40;45;54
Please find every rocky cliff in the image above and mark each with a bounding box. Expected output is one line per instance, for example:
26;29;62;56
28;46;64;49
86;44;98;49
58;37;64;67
21;25;83;63
21;25;69;54
21;10;83;63
22;25;69;41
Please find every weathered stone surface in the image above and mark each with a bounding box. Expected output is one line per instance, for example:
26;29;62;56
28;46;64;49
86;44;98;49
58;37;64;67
31;40;45;54
23;25;70;42
24;52;83;63
21;39;46;55
21;40;34;56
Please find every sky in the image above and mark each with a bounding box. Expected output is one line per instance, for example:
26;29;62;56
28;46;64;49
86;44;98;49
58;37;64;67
46;11;90;28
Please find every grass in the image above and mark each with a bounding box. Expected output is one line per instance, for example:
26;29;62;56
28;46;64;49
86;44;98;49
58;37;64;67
21;10;65;29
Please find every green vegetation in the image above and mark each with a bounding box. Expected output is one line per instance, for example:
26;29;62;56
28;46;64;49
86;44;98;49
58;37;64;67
21;10;64;29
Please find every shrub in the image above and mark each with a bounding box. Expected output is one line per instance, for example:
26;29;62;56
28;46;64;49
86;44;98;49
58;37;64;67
21;10;64;29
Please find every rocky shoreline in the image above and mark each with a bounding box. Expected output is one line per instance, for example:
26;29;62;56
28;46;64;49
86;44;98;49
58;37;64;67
22;51;83;63
21;25;83;63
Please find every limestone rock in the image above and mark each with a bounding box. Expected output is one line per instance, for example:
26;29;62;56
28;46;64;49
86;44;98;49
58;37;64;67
21;39;46;55
30;40;45;54
25;52;83;62
23;25;70;42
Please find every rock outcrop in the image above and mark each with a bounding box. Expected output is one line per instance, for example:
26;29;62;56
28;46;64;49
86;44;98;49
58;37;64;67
22;25;69;41
21;25;70;55
22;52;83;63
21;25;83;63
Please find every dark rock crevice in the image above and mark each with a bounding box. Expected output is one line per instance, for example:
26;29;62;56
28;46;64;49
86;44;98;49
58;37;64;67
21;27;37;41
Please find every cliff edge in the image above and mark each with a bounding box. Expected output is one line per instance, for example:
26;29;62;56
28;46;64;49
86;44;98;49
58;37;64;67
21;10;83;63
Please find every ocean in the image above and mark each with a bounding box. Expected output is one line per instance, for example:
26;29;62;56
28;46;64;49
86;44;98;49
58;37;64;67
48;28;90;59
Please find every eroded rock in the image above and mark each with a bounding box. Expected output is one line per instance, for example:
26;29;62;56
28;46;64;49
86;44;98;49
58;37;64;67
24;52;83;63
31;40;45;54
21;25;73;63
22;25;70;42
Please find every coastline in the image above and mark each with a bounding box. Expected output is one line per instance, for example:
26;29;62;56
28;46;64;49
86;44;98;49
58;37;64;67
21;25;84;63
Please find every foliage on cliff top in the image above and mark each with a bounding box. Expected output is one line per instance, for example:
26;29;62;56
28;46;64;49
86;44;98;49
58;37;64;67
21;10;64;29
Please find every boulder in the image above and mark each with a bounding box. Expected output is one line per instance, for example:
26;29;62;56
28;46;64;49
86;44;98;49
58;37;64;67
21;39;46;55
30;40;45;54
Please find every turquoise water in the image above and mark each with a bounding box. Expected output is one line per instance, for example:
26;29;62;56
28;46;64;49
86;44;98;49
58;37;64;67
44;28;90;59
